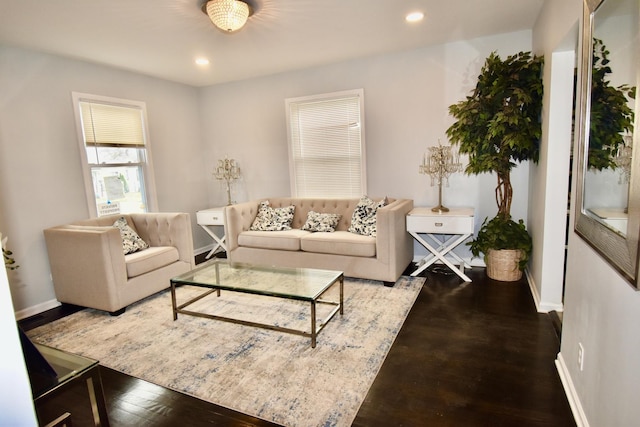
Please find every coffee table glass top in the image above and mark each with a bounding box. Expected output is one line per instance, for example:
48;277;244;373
30;343;99;398
171;259;343;300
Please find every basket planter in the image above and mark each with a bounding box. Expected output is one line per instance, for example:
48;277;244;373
486;249;524;281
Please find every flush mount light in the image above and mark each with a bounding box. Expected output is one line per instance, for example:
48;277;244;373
406;11;425;22
203;0;254;33
195;57;210;66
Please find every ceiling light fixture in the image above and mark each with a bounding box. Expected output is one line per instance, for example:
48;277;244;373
406;11;425;23
204;0;253;33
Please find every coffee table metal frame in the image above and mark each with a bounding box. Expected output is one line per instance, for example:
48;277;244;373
170;260;344;348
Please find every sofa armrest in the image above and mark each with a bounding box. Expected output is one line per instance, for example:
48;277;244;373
130;212;195;268
375;199;414;266
224;201;260;252
43;225;127;310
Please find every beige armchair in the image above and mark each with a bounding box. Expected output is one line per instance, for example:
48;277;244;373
44;213;195;315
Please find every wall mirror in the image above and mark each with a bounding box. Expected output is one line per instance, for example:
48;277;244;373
575;0;640;287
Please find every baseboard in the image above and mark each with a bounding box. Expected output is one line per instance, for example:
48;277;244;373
411;255;483;267
556;352;590;427
14;298;61;321
525;269;564;313
195;245;213;256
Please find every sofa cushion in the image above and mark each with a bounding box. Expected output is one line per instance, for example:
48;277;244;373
124;246;179;278
301;231;376;257
348;196;387;237
250;201;295;231
113;216;149;255
238;229;311;251
301;211;342;232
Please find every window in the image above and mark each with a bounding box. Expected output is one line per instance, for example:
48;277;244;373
286;89;366;198
72;93;157;217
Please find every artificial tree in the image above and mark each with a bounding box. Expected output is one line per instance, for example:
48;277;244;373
446;51;544;278
588;38;635;171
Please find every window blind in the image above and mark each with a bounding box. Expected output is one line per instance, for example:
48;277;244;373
287;90;365;198
80;101;145;148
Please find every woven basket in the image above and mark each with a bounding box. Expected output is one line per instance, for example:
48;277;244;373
486;249;523;281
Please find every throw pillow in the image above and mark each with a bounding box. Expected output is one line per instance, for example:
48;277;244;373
113;216;149;255
250;201;295;231
302;211;342;232
348;196;388;237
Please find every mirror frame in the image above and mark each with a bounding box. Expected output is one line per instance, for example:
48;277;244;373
575;0;640;288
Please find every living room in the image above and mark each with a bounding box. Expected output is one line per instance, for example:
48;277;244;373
1;0;639;426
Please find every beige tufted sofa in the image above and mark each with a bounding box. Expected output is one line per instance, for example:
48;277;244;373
224;197;414;284
44;213;194;314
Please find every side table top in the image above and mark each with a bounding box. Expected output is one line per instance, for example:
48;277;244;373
197;207;225;213
408;207;475;217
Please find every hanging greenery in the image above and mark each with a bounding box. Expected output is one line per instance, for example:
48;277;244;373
588;38;636;171
1;233;19;270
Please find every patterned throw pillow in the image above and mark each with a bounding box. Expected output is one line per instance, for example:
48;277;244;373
113;216;149;255
348;196;388;237
250;201;295;231
302;211;342;232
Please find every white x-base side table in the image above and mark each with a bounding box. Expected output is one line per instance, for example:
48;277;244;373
196;207;227;259
407;207;475;282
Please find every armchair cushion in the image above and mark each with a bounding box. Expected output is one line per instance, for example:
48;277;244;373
124;246;179;278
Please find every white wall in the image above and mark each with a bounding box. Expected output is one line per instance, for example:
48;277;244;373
528;23;577;313
535;0;640;425
0;46;209;314
199;30;533;263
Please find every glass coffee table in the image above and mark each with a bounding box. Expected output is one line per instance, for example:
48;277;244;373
170;260;344;348
29;343;110;426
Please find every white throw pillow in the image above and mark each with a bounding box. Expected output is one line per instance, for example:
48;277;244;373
113;216;149;255
348;196;387;237
302;211;342;232
250;201;295;231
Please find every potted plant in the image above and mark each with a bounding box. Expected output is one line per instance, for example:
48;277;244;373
446;51;544;281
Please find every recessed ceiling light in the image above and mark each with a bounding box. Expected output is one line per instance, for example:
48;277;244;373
406;11;424;23
195;58;210;66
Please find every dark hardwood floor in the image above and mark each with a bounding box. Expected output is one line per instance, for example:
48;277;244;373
20;260;575;427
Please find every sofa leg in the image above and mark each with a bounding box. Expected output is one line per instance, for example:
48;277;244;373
109;308;126;316
383;281;395;287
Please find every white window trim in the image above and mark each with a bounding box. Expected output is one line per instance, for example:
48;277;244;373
71;92;158;218
285;88;367;198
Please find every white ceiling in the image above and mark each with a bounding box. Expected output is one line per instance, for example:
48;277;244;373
0;0;544;87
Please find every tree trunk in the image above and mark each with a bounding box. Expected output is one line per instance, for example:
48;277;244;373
496;171;512;219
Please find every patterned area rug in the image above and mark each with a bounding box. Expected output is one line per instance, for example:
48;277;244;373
28;276;425;427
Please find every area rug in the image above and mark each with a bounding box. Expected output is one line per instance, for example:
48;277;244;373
27;275;425;427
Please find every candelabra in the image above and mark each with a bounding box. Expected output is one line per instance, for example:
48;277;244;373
214;157;241;205
419;141;463;213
